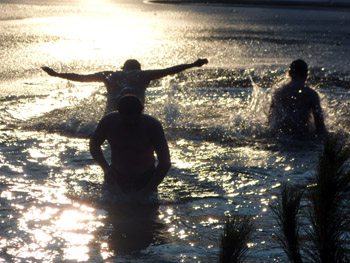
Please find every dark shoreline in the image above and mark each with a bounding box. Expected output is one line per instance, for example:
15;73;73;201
148;0;350;10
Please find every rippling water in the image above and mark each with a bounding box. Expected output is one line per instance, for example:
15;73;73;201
1;1;350;262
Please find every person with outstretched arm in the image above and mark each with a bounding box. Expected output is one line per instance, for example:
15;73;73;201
42;58;208;113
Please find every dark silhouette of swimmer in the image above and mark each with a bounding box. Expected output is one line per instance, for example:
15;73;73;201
89;95;171;196
269;59;326;137
42;58;208;113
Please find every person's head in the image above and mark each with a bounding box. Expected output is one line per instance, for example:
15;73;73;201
288;59;308;80
117;95;144;127
122;59;141;71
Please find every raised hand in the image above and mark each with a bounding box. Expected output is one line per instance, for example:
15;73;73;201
41;66;58;77
194;58;208;67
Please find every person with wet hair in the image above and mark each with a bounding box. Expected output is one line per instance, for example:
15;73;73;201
42;58;208;113
89;94;171;196
269;59;326;137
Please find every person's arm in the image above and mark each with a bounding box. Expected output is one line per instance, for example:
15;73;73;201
145;58;208;80
41;66;106;82
89;117;110;173
311;91;326;135
143;121;171;193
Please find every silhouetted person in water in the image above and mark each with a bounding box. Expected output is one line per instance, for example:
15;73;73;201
269;59;326;137
89;95;171;197
42;58;208;113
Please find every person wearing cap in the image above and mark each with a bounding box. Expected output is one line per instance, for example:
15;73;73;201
269;59;326;137
41;58;208;113
89;94;171;196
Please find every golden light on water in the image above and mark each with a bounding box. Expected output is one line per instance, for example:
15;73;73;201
7;84;96;120
2;179;106;262
0;127;285;261
36;12;162;63
14;203;104;262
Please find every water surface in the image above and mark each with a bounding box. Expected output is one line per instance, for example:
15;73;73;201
1;1;350;262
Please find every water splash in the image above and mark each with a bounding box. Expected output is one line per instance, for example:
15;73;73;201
318;87;350;135
5;83;106;137
147;72;282;143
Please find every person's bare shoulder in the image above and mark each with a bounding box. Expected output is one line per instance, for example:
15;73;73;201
99;112;120;125
142;114;161;125
306;86;321;103
141;115;163;132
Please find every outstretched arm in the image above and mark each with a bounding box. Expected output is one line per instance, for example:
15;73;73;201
146;58;208;80
41;66;106;82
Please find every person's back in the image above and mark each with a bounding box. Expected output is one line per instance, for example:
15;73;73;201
269;59;326;137
99;111;162;179
270;81;320;135
90;95;171;195
104;70;151;112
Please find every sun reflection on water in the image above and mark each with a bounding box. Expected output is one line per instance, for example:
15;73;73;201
36;12;163;63
1;178;106;262
7;84;96;121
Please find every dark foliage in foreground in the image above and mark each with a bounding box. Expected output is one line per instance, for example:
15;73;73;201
219;215;254;263
271;135;350;263
271;184;303;263
306;135;350;263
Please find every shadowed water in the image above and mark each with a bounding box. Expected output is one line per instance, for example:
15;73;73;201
0;1;350;262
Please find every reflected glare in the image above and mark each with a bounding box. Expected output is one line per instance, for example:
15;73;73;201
7;84;96;120
3;178;105;262
35;12;162;62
